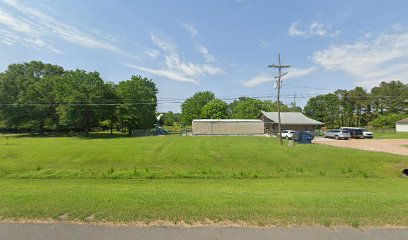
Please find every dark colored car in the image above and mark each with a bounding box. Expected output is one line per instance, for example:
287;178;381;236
341;128;364;139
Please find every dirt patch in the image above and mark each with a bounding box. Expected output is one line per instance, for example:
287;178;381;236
314;138;408;156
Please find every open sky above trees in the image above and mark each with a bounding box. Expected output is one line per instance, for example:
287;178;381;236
2;0;408;112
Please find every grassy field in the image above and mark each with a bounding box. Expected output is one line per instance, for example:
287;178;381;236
1;178;407;227
0;133;407;226
374;132;408;139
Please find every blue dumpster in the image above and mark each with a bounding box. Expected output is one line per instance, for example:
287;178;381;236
292;131;314;144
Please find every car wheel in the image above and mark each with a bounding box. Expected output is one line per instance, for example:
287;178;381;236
345;138;349;140
335;135;339;140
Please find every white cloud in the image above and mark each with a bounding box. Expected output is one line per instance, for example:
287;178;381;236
178;21;198;38
288;22;306;37
123;63;198;84
313;27;408;87
0;0;138;58
125;32;223;84
195;44;215;62
242;67;317;87
258;40;269;48
145;49;161;58
288;21;339;38
242;73;273;87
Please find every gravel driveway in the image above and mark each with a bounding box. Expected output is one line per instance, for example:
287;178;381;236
314;137;408;156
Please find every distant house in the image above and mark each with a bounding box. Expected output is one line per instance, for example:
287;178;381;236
258;111;324;133
396;118;408;132
192;119;264;136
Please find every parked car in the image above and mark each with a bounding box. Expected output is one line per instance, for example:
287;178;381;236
323;129;351;140
281;130;296;139
340;127;365;139
360;128;374;138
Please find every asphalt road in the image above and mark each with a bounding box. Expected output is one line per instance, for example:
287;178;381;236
1;223;407;240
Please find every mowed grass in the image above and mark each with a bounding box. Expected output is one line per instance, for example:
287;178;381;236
0;134;407;179
0;134;407;226
374;132;408;139
1;178;407;227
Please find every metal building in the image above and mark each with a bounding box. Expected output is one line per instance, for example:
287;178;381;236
192;119;264;136
258;111;324;133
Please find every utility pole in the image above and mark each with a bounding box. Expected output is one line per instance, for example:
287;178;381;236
269;53;291;145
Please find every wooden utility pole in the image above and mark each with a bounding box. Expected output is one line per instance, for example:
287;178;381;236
269;54;290;145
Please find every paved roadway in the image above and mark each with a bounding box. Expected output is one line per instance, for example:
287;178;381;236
1;223;407;240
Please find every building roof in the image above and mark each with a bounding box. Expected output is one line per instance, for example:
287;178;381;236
193;119;263;123
396;118;408;123
259;111;324;125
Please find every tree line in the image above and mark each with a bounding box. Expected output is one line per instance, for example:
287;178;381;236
159;91;300;126
160;81;408;129
303;81;408;128
0;61;158;135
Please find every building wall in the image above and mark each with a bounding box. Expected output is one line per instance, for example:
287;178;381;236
192;121;264;135
396;123;408;132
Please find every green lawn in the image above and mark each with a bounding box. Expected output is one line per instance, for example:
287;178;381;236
0;178;407;227
0;134;406;179
0;133;407;226
373;132;408;139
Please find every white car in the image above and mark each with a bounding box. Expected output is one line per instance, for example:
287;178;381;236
340;127;374;139
281;130;296;139
361;128;374;138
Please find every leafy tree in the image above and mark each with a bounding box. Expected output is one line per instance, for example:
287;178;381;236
201;99;228;119
100;81;118;135
304;94;340;128
181;91;215;125
116;75;158;135
371;81;408;114
288;102;302;112
0;61;64;132
163;111;176;126
231;98;268;119
348;87;370;126
370;113;407;128
56;70;106;134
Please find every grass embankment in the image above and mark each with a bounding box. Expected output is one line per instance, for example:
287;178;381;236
1;178;407;227
0;134;407;226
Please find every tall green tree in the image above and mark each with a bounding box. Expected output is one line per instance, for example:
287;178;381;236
56;70;106;134
0;61;64;132
371;81;408;114
181;91;215;125
201;99;228;119
100;81;118;135
163;111;176;126
116;75;158;135
304;94;340;128
230;98;269;119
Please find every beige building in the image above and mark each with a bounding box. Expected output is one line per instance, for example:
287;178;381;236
192;119;264;136
396;118;408;132
259;111;324;133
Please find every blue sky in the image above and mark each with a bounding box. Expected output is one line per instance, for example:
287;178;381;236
1;0;408;112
